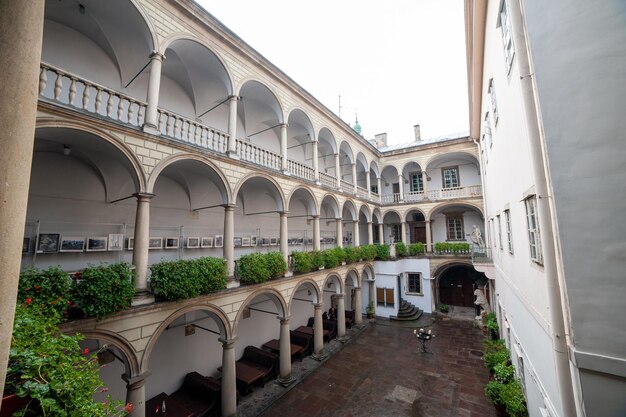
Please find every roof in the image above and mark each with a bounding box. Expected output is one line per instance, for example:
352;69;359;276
377;130;470;152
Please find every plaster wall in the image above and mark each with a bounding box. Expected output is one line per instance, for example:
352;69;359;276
373;258;432;315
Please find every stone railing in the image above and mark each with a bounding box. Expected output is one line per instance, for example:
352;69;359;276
287;159;315;181
236;139;281;170
356;185;368;199
381;193;401;204
404;190;427;202
472;247;493;263
370;191;381;203
157;109;228;153
340;179;353;192
39;63;145;127
426;185;482;200
319;172;336;188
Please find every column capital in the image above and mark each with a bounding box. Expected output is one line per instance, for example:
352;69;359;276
334;294;345;300
313;302;324;310
311;214;320;219
122;370;151;386
353;220;359;224
228;94;240;101
222;203;237;211
218;336;238;348
149;51;165;61
133;192;155;201
278;315;291;324
367;221;373;225
280;122;289;128
279;210;289;216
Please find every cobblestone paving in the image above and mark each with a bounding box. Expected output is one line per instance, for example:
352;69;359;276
255;316;495;417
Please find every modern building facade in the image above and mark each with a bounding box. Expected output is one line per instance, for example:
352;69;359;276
466;0;626;416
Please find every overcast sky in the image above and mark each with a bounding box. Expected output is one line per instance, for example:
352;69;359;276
197;0;468;146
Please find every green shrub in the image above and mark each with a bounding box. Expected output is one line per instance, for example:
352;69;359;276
311;250;325;269
434;242;471;253
395;242;407;257
485;380;505;404
238;253;270;284
483;338;506;354
265;251;287;278
323;247;345;268
437;303;450;313
493;362;516;384
150;257;227;301
485;312;499;332
74;263;135;318
18;266;71;316
500;379;528;417
292;251;313;273
409;242;425;255
484;346;510;372
344;246;361;263
360;245;377;261
374;244;390;260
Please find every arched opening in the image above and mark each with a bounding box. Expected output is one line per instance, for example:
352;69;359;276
338;141;354;189
405;209;427;244
425;152;481;199
437;264;488;308
429;203;484;247
286;109;315;179
287;187;318;251
380;165;400;203
317;128;338;187
382;210;402;244
355;152;368;195
401;161;426;202
372;209;383;244
320;195;340;248
358;205;371;246
369;161;380;197
342;201;357;246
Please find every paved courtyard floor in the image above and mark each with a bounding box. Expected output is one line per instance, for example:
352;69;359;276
240;314;496;417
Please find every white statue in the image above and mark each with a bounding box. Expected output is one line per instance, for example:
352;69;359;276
470;225;485;248
474;288;491;319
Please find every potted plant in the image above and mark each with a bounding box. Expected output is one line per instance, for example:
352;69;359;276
437;303;450;313
366;301;375;318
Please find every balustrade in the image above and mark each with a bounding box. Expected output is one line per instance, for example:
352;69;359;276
319;172;336;188
236;139;281;170
404;190;426;202
356;185;368;199
157;109;228;153
340;179;353;192
287;159;315;181
380;184;483;205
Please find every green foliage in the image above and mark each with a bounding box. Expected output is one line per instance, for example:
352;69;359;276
311;250;325;270
366;301;375;314
493;362;516;384
359;245;377;261
483;338;506;354
6;305;128;416
292;251;313;274
500;380;528;417
395;242;407;257
18;266;71;317
237;253;270;284
484;347;510;372
343;246;362;263
437;303;450;313
409;242;425;256
323;247;345;268
374;244;390;261
484;312;499;332
434;242;471;253
265;251;287;278
150;257;227;301
485;380;505;404
73;263;135;319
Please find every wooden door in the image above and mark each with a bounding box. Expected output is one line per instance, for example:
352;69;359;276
413;226;426;243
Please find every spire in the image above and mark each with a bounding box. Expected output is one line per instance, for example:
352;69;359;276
352;112;361;135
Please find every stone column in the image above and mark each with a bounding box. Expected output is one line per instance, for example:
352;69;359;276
368;279;375;306
353;220;360;247
312;139;320;184
421;171;429;195
312;215;321;251
219;337;237;417
0;0;44;397
335;153;341;189
280;123;288;174
223;205;235;276
122;372;150;417
336;294;347;340
398;173;405;201
354;287;363;326
378;223;384;244
132;193;155;306
366;173;371;199
311;303;327;360
367;222;374;244
401;222;408;245
227;95;239;159
425;220;432;253
351;163;357;194
336;218;343;248
277;317;295;385
143;52;164;134
377;177;382;197
280;211;288;264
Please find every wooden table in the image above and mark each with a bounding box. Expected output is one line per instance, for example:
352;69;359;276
294;325;330;341
219;361;266;395
145;392;194;417
262;339;304;361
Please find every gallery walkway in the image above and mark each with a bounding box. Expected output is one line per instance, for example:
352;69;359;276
256;315;496;417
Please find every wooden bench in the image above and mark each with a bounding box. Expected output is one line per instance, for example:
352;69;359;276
290;330;313;356
146;372;220;417
262;338;305;361
344;310;355;328
294;325;331;343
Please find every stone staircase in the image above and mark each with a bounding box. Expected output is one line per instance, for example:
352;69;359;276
390;300;423;321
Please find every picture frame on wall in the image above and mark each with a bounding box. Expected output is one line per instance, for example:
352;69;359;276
127;237;134;250
233;237;242;248
187;237;200;248
165;237;179;249
22;237;31;254
250;236;257;246
270;237;278;246
201;237;213;248
86;237;108;252
214;235;223;248
60;236;85;252
108;233;124;251
242;237;251;247
37;233;60;253
148;237;163;250
260;237;269;246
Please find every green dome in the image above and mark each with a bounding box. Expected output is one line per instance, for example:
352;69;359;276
353;116;361;135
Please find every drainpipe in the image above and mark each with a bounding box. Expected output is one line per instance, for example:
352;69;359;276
511;0;578;415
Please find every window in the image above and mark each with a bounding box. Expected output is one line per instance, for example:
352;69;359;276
484;112;493;148
504;209;513;253
406;273;422;294
442;166;459;188
370;184;378;194
497;215;503;250
489;79;499;124
409;172;423;192
524;197;542;263
376;287;395;307
446;214;464;241
391;224;402;243
490;218;496;248
499;0;515;74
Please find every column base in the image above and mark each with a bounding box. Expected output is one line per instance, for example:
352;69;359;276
142;124;161;136
311;352;328;362
227;150;240;160
275;375;297;387
226;279;240;289
284;271;293;278
355;323;365;330
131;290;155;307
336;335;349;344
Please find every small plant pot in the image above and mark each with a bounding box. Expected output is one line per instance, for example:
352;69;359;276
367;313;374;319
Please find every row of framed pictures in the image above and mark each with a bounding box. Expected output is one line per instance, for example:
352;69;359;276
26;233;126;254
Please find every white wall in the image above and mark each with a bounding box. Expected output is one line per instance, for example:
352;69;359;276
373;258;432;317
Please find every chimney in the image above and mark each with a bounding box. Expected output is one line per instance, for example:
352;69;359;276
374;133;387;148
414;124;421;141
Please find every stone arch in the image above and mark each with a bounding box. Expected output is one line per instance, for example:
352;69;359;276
130;0;160;50
77;329;140;377
344;268;361;288
232;172;287;212
288;279;322;315
322;272;344;294
362;263;376;281
235;77;285;122
140;302;232;372
287;185;319;216
372;208;383;224
382;208;403;221
433;261;485;308
359;204;372;223
423;150;479;172
342;199;358;221
319;193;341;219
233;288;288;335
147;153;232;203
426;201;485;221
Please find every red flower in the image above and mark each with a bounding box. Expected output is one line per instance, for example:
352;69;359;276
124;402;133;413
25;298;32;305
83;348;89;355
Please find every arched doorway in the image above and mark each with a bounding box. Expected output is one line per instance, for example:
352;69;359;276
438;265;487;307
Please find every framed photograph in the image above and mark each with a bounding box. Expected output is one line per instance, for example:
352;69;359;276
187;237;200;248
214;235;223;248
37;233;60;253
60;236;85;252
108;233;124;251
165;237;179;249
270;237;278;246
148;237;163;250
201;236;213;248
86;236;108;252
242;237;251;247
22;237;31;254
127;237;134;250
234;237;242;248
250;236;257;247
